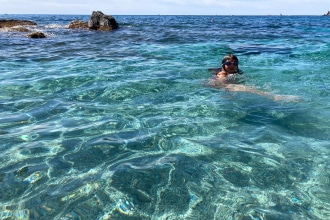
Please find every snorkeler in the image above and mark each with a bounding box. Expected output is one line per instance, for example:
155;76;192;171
209;54;242;85
208;54;299;102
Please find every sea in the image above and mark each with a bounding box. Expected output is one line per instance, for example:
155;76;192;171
0;14;329;220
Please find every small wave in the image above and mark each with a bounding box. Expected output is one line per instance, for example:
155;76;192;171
0;27;11;32
0;26;31;33
45;23;67;29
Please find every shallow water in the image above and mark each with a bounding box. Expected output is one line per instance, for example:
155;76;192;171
0;14;330;219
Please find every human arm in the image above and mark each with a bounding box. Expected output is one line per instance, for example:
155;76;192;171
224;84;300;102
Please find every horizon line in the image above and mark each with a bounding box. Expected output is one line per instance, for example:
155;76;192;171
1;13;327;16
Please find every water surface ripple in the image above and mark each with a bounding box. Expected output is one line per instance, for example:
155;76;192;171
0;14;330;220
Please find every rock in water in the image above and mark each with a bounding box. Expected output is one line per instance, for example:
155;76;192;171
68;20;88;29
28;32;46;38
88;11;119;30
0;19;37;28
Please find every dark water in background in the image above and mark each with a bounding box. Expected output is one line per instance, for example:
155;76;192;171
0;14;330;219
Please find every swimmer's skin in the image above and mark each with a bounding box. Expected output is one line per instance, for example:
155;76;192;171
209;54;300;102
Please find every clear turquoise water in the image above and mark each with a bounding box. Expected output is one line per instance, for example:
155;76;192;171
0;14;330;219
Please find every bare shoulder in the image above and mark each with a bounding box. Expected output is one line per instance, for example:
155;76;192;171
214;71;228;80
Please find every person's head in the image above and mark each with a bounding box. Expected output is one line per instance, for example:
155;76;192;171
221;54;239;74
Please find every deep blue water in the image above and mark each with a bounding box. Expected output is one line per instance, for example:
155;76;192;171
0;14;330;219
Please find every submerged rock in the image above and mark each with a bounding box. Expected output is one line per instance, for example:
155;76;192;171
28;32;46;38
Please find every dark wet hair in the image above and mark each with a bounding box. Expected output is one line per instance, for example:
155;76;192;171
221;54;243;74
221;54;238;65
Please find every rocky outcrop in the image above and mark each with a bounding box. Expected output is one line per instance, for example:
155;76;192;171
0;19;37;28
0;19;45;37
68;11;119;30
68;20;89;29
88;11;119;30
